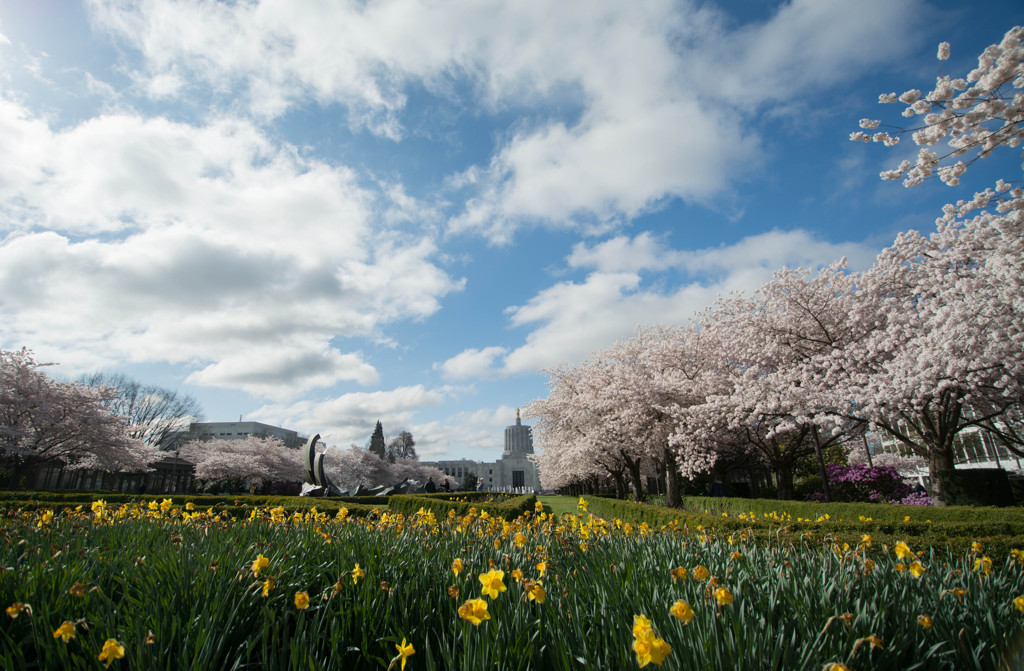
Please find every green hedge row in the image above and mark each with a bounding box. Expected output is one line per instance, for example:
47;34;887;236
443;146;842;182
0;491;390;508
387;492;536;521
584;496;1024;561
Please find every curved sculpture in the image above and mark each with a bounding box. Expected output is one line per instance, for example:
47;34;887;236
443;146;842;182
302;433;341;495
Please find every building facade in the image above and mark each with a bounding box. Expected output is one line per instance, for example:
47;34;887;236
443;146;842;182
187;421;305;448
423;410;541;492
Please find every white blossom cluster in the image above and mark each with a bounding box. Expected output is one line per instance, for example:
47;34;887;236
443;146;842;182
854;26;1024;187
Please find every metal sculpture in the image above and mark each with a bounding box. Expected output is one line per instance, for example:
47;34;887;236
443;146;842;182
301;433;342;496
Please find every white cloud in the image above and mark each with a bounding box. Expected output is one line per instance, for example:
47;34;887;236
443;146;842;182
186;343;380;400
0;99;461;396
442;228;879;378
83;0;921;242
435;346;508;381
248;384;454;448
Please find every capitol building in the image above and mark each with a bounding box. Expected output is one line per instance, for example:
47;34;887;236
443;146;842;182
422;410;541;492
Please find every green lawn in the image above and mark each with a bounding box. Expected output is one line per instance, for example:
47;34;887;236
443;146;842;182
536;494;580;517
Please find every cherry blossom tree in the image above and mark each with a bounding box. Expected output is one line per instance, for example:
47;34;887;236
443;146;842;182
842;26;1024;500
323;445;442;492
178;435;304;490
0;348;155;484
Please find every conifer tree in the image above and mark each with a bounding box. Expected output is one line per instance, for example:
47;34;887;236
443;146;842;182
368;420;386;460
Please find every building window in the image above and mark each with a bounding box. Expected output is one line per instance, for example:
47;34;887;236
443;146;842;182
512;471;525;488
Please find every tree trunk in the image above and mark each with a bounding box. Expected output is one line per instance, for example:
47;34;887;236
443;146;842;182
812;426;832;502
928;445;956;506
663;448;681;508
611;470;626;499
621;451;645;503
774;466;795;500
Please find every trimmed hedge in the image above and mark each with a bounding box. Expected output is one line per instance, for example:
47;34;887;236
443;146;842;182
388;492;536;521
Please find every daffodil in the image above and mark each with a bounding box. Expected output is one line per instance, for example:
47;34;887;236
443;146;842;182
479;569;506;599
713;586;734;606
53;621;76;643
909;561;926;578
295;591;310;609
458;598;490;626
262;577;275;597
395;637;415;671
5;603;26;619
511;568;523;582
632;614;653;638
894;541;913;560
451;558;463;577
826;664;850;671
252;554;269;577
670;600;694;624
578;497;588;512
1014;596;1024;613
692;565;710;581
97;639;125;668
917;615;933;629
632;626;671;667
528;580;546;604
974;556;992;576
352;564;365;584
669;567;687;583
536;561;547;577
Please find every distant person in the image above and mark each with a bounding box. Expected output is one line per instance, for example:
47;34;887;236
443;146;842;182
442;478;451;492
424;477;437;494
476;477;484;491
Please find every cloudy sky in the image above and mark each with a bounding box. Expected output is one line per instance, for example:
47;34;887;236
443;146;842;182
1;0;1021;461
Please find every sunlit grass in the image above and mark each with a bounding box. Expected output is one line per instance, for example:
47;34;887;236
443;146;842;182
1;498;1022;670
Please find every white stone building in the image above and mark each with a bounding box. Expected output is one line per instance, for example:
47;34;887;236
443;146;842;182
423;410;541;492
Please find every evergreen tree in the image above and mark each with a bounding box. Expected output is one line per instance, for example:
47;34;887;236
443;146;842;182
368;420;386;460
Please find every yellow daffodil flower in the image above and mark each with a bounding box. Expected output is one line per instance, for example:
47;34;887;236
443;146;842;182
1014;596;1024;613
395;638;415;671
974;557;992;576
458;598;490;626
670;567;687;583
98;639;125;668
670;600;694;625
479;569;506;599
536;561;547;577
918;615;933;629
352;564;365;584
909;561;926;578
632;614;653;638
295;591;310;609
894;541;913;560
632;626;671;667
528;581;546;604
262;577;275;597
252;554;269;577
692;565;710;581
511;568;523;582
452;558;463;577
713;587;734;606
53;621;76;643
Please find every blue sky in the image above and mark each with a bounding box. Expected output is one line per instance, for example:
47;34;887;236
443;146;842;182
1;0;1021;461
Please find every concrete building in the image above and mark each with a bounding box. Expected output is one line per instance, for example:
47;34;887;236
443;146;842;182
423;410;541;492
187;421;305;448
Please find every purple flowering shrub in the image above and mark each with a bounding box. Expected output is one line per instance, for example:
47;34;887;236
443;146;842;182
809;463;930;504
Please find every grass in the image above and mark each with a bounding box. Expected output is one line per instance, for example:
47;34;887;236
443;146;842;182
1;497;1022;669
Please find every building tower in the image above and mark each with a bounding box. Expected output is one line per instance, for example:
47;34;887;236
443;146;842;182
504;408;534;456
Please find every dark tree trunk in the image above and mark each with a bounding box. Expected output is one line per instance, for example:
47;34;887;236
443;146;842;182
775;466;795;500
663;448;681;508
621;451;645;502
